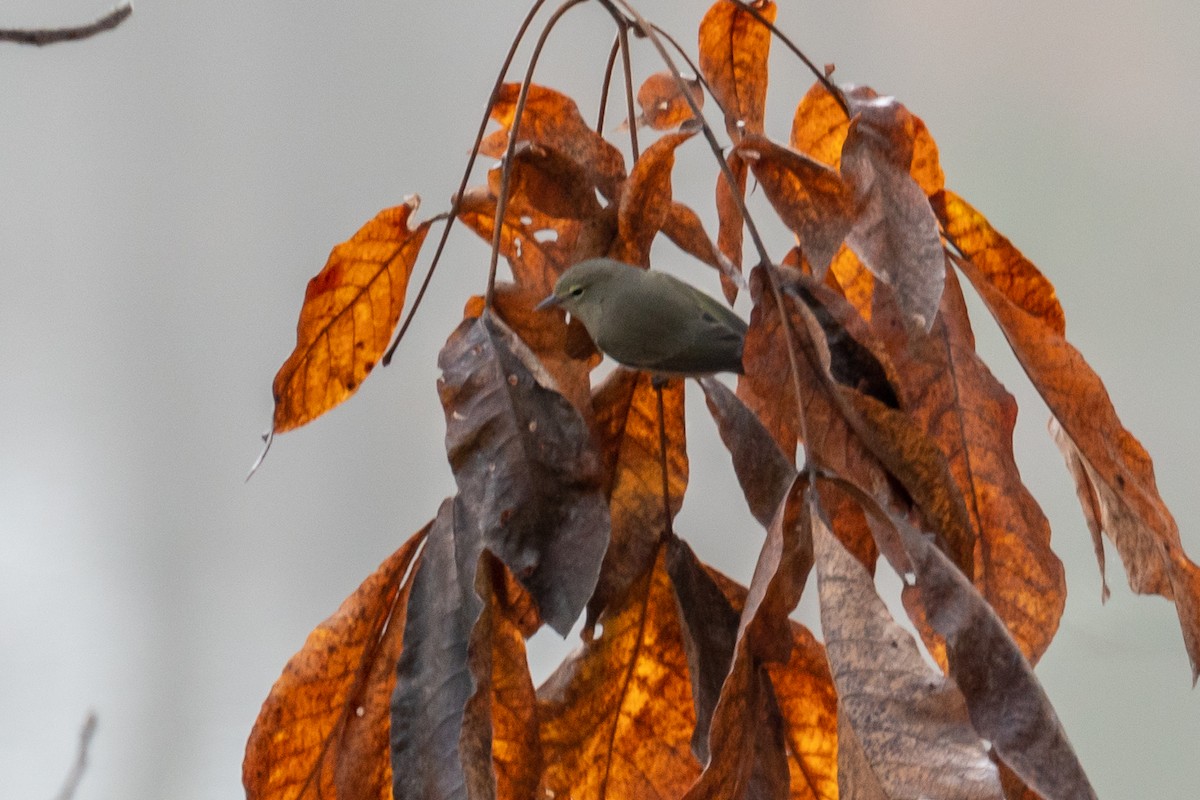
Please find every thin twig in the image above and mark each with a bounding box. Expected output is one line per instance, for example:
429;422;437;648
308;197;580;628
53;712;98;800
596;34;622;132
382;0;550;366
649;23;715;101
0;3;131;46
485;0;589;308
616;20;640;161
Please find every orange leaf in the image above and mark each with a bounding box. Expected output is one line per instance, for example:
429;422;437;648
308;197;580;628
955;249;1200;681
586;369;688;630
766;624;839;800
488;141;603;221
698;0;776;139
735;133;854;276
611;130;696;266
538;545;700;799
933;189;1066;336
661;201;731;279
243;526;426;800
636;71;704;131
271;200;430;432
715;151;748;303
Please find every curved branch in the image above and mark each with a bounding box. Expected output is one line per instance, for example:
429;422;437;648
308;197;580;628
0;3;131;46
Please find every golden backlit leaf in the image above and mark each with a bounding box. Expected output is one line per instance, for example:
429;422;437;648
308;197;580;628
612;130;696;266
812;508;1004;800
933;189;1066;336
698;0;777;139
539;546;700;800
790;82;848;169
482;82;627;201
896;268;1065;663
586;369;688;630
271;200;431;432
955;251;1200;681
636;71;704;131
734;133;854;276
766;624;839;800
243;526;426;800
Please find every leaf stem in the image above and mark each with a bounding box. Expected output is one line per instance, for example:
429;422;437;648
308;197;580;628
0;2;131;46
596;34;622;132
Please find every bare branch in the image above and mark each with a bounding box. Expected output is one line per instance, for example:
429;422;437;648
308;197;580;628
53;712;98;800
0;3;132;47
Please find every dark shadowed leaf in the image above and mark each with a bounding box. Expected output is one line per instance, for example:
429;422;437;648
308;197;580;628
461;552;541;800
586;369;687;630
840;93;945;330
244;527;426;800
481;83;627;201
438;312;609;634
698;0;776;139
539;545;700;799
891;512;1098;800
735;134;854;276
812;506;1004;800
611;130;696;266
391;500;475;800
272;200;431;432
636;71;704;130
955;251;1200;681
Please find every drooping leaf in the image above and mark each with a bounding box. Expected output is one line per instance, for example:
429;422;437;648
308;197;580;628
954;250;1200;681
661;201;733;281
244;527;426;800
391;500;476;800
636;71;703;131
611;130;696;266
840;92;945;330
896;268;1065;662
698;0;776;140
538;545;700;799
460;552;541;800
735;134;854;277
481;82;626;201
488;141;603;221
714;151;748;303
765;624;839;800
272;200;431;432
586;369;687;631
438;312;610;635
812;505;1004;800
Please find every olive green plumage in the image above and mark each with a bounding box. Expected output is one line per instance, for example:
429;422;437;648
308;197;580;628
536;258;747;376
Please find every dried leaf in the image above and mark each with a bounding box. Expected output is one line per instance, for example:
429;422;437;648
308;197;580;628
790;82;849;169
662;201;731;279
698;0;776;139
765;624;839;800
735;134;854;277
636;71;703;130
955;252;1200;681
272;200;431;432
244;527;426;800
611;130;696;266
897;268;1065;662
812;507;1004;800
438;313;609;634
841;92;945;330
715;151;748;303
586;369;688;631
488;141;602;221
481;82;626;201
538;546;700;799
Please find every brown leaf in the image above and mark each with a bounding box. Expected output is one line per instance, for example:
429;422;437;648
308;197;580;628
840;92;945;330
955;251;1200;681
243;527;426;800
662;201;732;279
895;268;1065;663
890;509;1098;800
586;369;688;631
715;151;748;303
765;624;839;800
933;189;1066;337
272;200;431;432
488;141;603;221
735;134;854;276
611;130;695;266
698;0;776;140
481;82;626;201
636;71;703;131
812;507;1004;800
461;553;541;800
538;545;700;799
438;313;609;634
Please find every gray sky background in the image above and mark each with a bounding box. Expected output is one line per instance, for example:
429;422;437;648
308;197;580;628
2;1;1197;798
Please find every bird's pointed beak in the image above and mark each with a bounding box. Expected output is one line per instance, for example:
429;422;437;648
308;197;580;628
535;293;561;311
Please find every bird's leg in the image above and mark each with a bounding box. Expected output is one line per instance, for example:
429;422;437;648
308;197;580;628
654;378;674;537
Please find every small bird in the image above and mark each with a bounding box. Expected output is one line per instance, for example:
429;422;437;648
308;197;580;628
536;258;747;376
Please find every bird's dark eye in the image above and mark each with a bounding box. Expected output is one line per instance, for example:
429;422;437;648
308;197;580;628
569;285;584;297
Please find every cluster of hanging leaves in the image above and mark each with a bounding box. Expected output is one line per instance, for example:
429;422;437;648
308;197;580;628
249;2;1200;799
